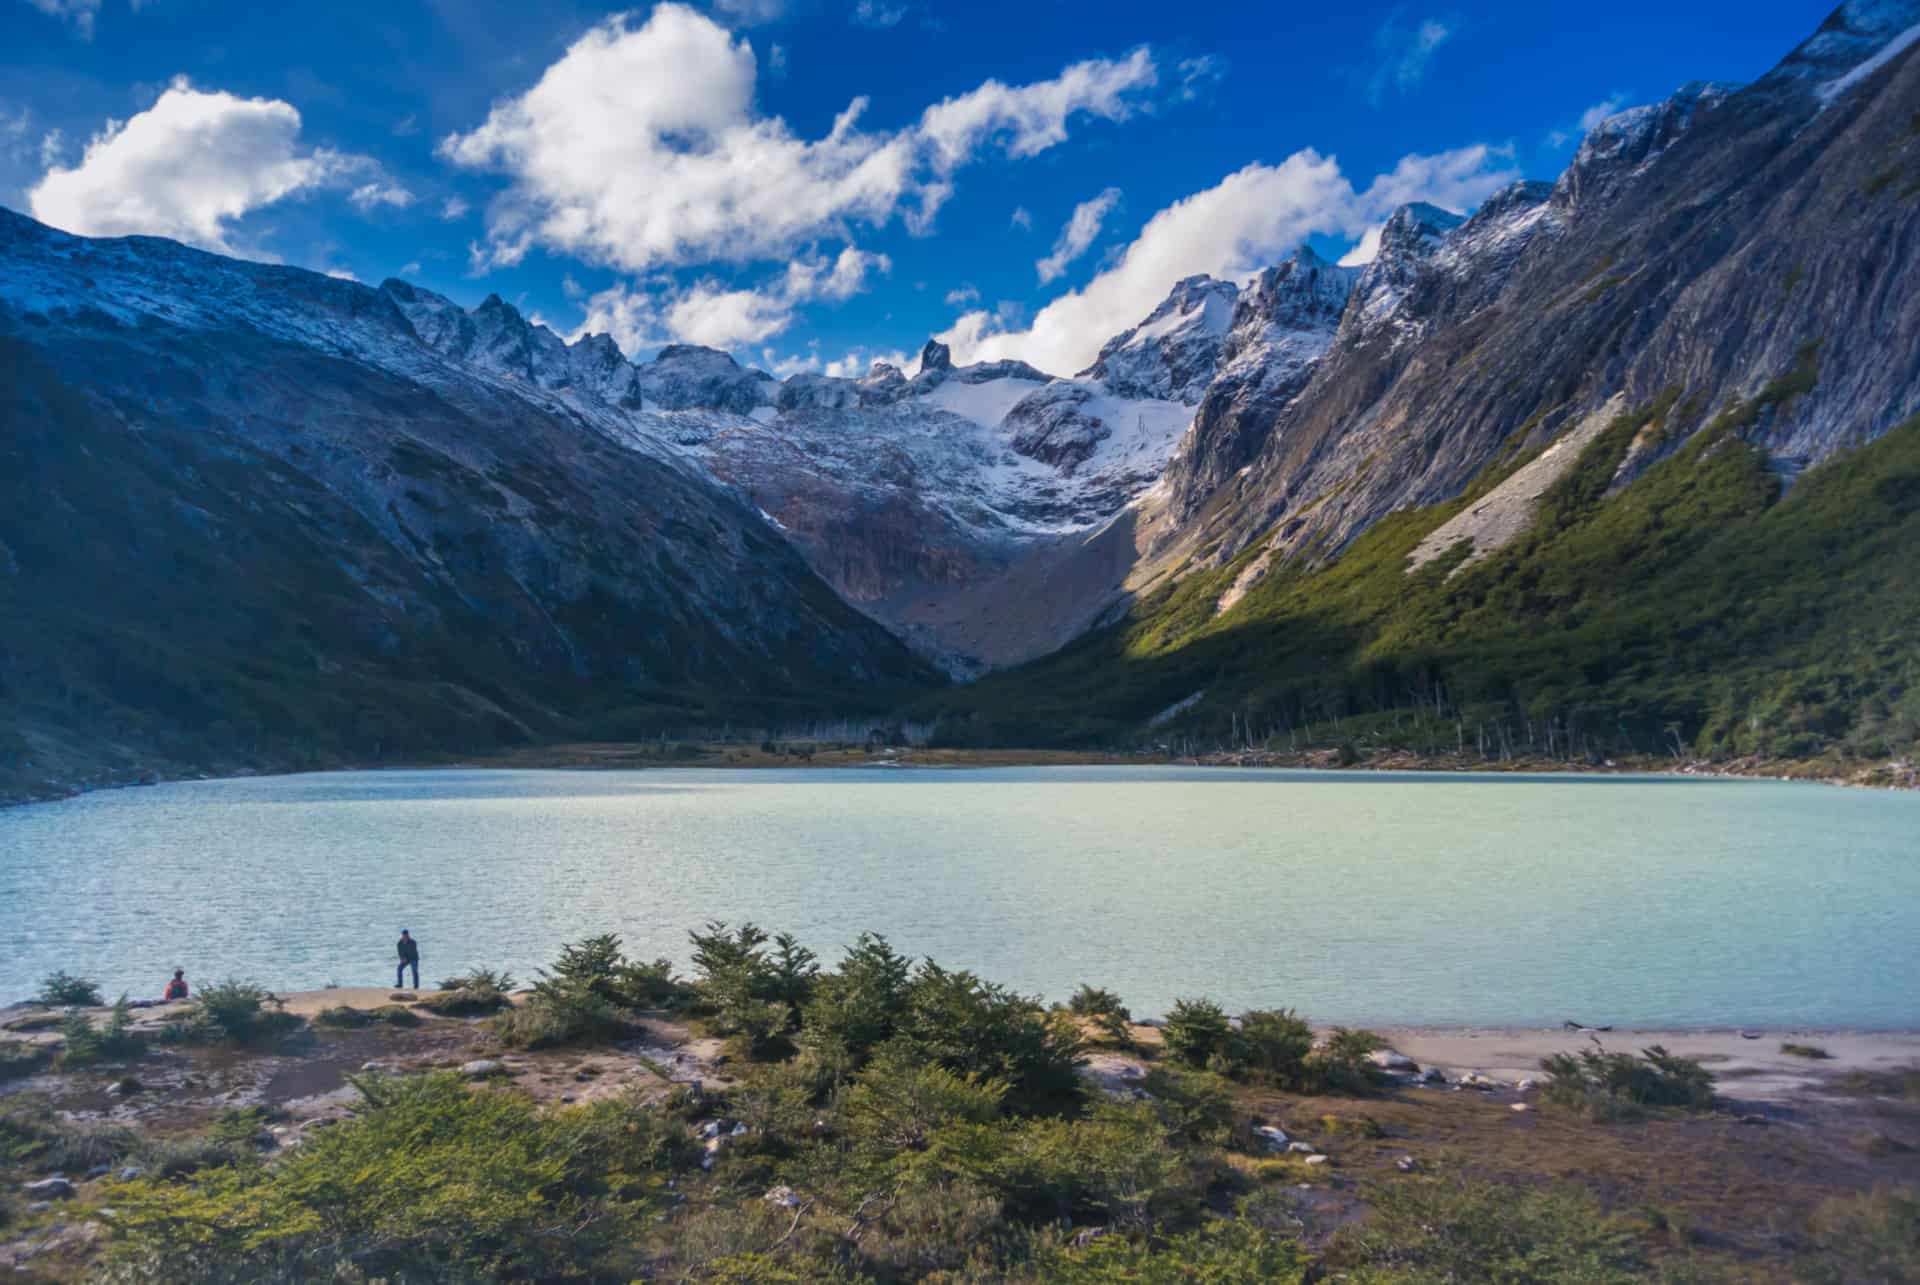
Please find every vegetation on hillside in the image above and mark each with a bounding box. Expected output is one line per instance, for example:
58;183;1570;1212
934;401;1920;767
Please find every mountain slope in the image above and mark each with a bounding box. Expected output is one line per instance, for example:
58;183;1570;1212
0;212;933;801
936;1;1920;765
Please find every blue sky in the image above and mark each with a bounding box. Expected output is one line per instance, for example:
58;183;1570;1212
1;0;1831;377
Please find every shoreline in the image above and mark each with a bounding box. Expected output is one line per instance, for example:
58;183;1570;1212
5;741;1914;811
12;989;1918;1105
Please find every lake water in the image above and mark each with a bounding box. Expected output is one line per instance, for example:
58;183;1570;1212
1;766;1915;1028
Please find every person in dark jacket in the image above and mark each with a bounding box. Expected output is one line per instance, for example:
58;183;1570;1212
163;968;189;1002
396;930;420;989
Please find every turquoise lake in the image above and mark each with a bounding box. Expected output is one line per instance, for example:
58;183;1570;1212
2;766;1915;1027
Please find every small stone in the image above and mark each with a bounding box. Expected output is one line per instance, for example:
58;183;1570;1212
118;1166;145;1182
1516;1078;1536;1093
361;1061;387;1072
22;1177;75;1200
391;992;417;1002
460;1059;503;1079
1369;1049;1419;1073
28;1200;52;1213
1303;1154;1330;1166
1510;1103;1530;1113
1396;1155;1417;1172
1738;1113;1770;1126
85;1165;110;1180
560;1094;576;1104
1287;1141;1317;1154
763;1185;803;1209
1422;1067;1447;1085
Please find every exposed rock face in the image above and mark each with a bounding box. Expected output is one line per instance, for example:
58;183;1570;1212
1080;274;1238;403
0;209;931;800
1138;8;1920;590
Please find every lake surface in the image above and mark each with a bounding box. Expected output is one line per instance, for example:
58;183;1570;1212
2;766;1916;1027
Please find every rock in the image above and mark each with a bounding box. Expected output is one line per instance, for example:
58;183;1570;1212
1739;1113;1770;1126
1303;1154;1330;1166
1422;1067;1448;1085
1516;1078;1537;1093
22;1177;75;1200
560;1094;576;1104
729;1122;749;1137
360;1061;387;1072
118;1167;144;1182
1287;1141;1318;1155
459;1059;503;1079
106;1077;140;1096
27;1200;52;1212
1510;1103;1530;1113
1396;1155;1417;1172
1369;1049;1419;1073
763;1185;803;1209
390;992;417;1002
1254;1125;1289;1151
85;1166;110;1180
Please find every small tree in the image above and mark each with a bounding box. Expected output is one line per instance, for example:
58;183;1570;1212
37;970;103;1008
1233;1009;1314;1086
1161;998;1231;1069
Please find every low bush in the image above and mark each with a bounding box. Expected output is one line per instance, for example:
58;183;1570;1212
1037;1219;1310;1282
313;1004;421;1029
1541;1041;1715;1119
437;967;515;993
1308;1026;1389;1095
1327;1175;1646;1281
1067;984;1135;1048
842;1048;1007;1153
1782;1042;1832;1060
0;1100;139;1173
36;969;103;1007
1232;1008;1315;1086
163;980;298;1047
494;977;627;1049
416;981;510;1016
1802;1187;1920;1283
59;995;148;1066
1138;1066;1235;1146
0;1039;52;1081
1161;998;1232;1068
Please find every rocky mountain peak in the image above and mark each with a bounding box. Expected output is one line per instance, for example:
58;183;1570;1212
1760;0;1920;95
639;344;776;414
919;338;954;373
1552;82;1738;213
1079;273;1239;404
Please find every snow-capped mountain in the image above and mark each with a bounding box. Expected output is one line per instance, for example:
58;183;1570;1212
1079;275;1239;403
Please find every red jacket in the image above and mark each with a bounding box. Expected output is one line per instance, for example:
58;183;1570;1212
164;978;188;1001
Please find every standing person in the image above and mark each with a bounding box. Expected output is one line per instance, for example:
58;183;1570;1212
396;929;420;990
163;968;189;1002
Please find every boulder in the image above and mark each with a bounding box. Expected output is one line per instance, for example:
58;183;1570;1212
118;1167;145;1182
763;1185;803;1209
1287;1141;1317;1155
1253;1125;1289;1151
1303;1154;1330;1166
1395;1155;1417;1172
459;1059;503;1079
23;1176;75;1199
1369;1049;1419;1073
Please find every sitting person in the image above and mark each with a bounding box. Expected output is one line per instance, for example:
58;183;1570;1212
163;968;189;1002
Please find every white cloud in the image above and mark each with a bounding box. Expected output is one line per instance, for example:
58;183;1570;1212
399;260;422;276
1177;54;1226;101
349;180;414;211
440;195;470;220
442;4;1158;275
22;0;102;37
939;143;1518;376
851;0;908;27
572;244;890;355
1579;95;1627;132
1362;12;1452;105
1036;185;1120;283
1337;224;1384;267
27;78;372;254
944;284;979;306
713;0;785;24
1010;205;1032;230
916;47;1155;171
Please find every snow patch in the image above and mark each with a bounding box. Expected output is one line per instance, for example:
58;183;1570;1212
1818;19;1920;102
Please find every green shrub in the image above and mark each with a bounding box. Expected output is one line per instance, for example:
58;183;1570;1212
37;969;103;1007
1231;1008;1314;1086
313;1004;421;1029
546;933;628;1002
111;1073;611;1279
172;980;296;1046
1161;998;1231;1068
1137;1067;1235;1146
550;1091;703;1193
1038;1219;1309;1282
1802;1187;1920;1283
416;981;509;1016
495;977;626;1049
891;962;1086;1116
802;932;913;1065
0;1039;52;1081
843;1047;1006;1152
1309;1027;1390;1096
1;1101;139;1172
1067;985;1130;1022
1541;1042;1715;1119
1329;1175;1645;1281
615;956;690;1009
437;967;515;993
59;994;148;1066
